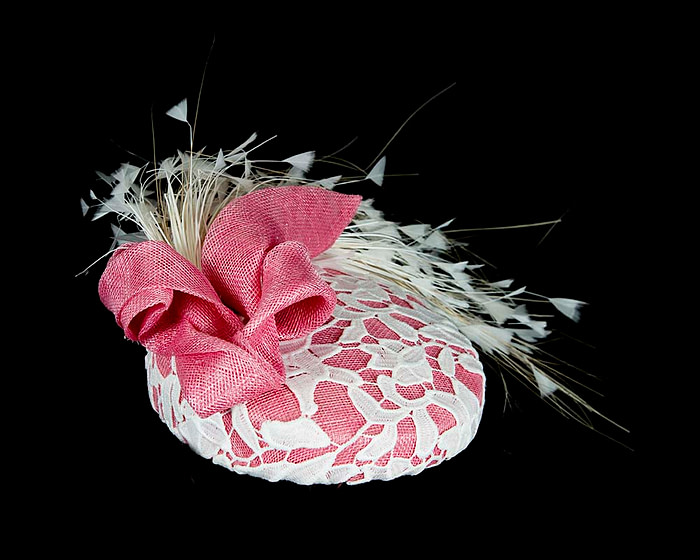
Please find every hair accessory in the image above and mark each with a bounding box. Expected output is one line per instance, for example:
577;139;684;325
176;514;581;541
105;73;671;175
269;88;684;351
86;97;603;484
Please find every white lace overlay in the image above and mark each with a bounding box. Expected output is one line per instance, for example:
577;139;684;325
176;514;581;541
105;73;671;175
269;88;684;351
147;269;485;484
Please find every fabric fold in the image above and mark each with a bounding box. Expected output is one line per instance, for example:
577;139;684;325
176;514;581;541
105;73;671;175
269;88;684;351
99;186;362;417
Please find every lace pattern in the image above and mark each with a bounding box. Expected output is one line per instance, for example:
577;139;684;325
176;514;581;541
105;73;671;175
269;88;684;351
147;268;485;484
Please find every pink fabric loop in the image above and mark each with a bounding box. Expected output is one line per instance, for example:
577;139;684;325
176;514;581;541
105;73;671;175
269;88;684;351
99;186;362;417
247;241;337;341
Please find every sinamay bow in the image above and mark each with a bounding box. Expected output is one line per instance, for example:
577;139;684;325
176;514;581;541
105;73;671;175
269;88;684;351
99;186;361;417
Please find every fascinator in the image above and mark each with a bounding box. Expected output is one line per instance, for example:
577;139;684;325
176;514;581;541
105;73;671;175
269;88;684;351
87;97;598;485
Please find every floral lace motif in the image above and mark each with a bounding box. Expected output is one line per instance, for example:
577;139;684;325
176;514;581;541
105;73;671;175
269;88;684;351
147;268;485;484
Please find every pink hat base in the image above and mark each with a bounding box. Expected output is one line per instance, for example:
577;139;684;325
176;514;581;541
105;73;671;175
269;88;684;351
147;267;485;485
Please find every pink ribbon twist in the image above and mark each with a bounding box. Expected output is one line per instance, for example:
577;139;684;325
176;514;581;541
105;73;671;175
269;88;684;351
99;186;361;417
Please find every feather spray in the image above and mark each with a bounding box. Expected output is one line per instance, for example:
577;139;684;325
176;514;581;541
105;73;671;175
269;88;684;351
83;96;625;441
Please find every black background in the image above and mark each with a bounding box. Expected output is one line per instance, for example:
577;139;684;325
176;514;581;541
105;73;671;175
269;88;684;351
29;12;666;546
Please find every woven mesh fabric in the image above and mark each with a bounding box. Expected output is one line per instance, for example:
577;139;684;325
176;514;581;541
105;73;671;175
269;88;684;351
99;186;361;417
147;268;486;484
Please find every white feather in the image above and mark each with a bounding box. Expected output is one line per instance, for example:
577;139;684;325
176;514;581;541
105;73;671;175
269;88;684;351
434;260;470;277
423;229;449;250
96;170;113;184
482;300;514;324
92;193;130;221
367;156;386;186
549;297;587;322
288;167;308;180
506;285;527;299
399;223;430;241
463;324;513;354
112;163;140;186
511;305;550;338
110;224;145;245
532;366;559;397
166;99;189;123
435;218;455;230
316;175;343;189
491;279;514;289
226;132;258;159
513;328;545;343
215;149;226;171
283;151;315;173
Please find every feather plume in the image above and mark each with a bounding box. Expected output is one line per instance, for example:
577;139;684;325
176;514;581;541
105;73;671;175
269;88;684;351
399;223;430;241
532;366;560;397
316;175;343;189
83;100;619;436
166;99;189;123
283;151;315;173
228;132;258;157
215;149;226;171
549;297;587;322
491;279;514;289
367;156;386;186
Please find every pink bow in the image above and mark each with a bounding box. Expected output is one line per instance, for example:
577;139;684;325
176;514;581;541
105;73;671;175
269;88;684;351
99;186;361;417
